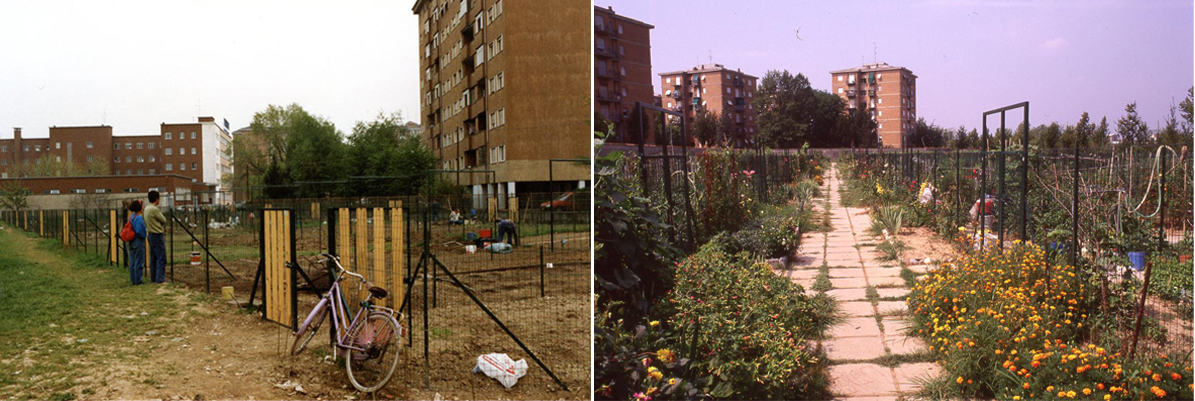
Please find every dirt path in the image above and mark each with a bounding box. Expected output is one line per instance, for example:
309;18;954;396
0;226;583;400
779;164;942;400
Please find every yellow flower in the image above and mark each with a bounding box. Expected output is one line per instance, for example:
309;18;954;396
667;378;678;386
1103;395;1111;401
647;366;663;381
1067;390;1076;398
656;348;675;363
1083;388;1092;395
649;320;660;327
956;376;964;384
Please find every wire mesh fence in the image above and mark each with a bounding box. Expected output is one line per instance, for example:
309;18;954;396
0;185;591;396
842;143;1193;359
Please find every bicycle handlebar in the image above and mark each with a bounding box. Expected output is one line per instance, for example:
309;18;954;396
318;253;366;283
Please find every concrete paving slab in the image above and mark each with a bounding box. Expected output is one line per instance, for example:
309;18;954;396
830;277;869;289
866;267;902;278
825;288;869;301
894;362;940;393
829;268;868;278
876;288;910;299
840;301;877;317
830;317;883;338
827;363;899;397
868;277;906;287
884;335;926;355
876;301;907;315
777;269;820;280
881;317;913;335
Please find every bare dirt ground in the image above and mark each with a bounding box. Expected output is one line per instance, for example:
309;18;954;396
2;221;589;400
897;227;959;263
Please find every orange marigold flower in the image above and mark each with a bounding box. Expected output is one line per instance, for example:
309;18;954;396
1152;373;1161;381
1171;372;1181;380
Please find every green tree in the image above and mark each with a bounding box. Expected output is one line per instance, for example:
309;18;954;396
1180;86;1194;136
716;110;737;146
833;106;878;148
347;113;436;196
909;118;948;148
246;103;349;198
754;70;844;148
1116;102;1149;146
691;109;719;147
1156;102;1191;145
1092;116;1111;148
0;180;30;213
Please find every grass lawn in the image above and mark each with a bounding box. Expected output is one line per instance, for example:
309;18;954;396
0;226;195;400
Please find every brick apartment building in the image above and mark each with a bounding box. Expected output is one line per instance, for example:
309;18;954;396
830;62;917;148
413;0;590;208
593;5;654;140
0;116;234;204
659;63;759;146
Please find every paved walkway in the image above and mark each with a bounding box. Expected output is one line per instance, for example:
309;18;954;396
780;163;939;400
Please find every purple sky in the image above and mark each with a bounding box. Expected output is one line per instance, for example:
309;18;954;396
601;0;1194;133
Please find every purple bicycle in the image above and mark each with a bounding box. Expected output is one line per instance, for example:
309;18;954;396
291;253;405;392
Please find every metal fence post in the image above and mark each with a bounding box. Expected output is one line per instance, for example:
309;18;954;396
540;245;545;298
1158;149;1167;252
1071;143;1080;266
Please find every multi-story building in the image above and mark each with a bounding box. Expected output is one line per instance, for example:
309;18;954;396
830;62;917;148
658;63;759;146
593;5;653;140
0;116;234;203
414;0;590;207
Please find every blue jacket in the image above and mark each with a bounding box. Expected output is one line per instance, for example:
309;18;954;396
130;214;147;240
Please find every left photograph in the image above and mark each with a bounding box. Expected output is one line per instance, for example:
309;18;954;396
0;1;591;400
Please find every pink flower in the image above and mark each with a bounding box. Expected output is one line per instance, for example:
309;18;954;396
634;392;652;401
642;357;652;367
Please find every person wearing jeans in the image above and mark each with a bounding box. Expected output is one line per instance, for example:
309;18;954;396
127;200;147;285
144;190;168;284
495;218;517;245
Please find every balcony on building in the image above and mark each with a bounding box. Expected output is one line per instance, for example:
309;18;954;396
596;68;614;79
595;46;616;59
734;97;746;111
733;78;744;87
670;91;682;100
867;89;876;96
846;90;857;97
690;76;700;85
462;23;475;41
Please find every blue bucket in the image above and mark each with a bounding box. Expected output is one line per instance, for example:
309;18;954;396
1127;251;1147;271
465;232;478;241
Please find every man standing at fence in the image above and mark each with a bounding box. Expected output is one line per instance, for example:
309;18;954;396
145;191;168;284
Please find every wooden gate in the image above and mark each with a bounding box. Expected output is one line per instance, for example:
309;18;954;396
259;209;297;329
330;206;404;316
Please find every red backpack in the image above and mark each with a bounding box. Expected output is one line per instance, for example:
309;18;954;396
120;216;136;242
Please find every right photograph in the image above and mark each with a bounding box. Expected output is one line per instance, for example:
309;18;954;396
593;2;1195;400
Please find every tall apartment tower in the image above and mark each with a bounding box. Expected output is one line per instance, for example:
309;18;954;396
830;62;917;148
658;64;759;147
593;5;654;140
414;0;590;206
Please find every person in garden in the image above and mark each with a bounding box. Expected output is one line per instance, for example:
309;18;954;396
495;217;517;245
127;200;147;285
144;191;168;284
448;208;463;225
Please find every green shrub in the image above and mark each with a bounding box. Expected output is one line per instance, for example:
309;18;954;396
594;302;705;401
728;204;806;259
671;240;835;400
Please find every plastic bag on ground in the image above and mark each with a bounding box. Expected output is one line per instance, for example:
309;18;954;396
472;353;528;388
484;243;513;253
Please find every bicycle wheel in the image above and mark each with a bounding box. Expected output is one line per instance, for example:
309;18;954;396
344;311;402;392
291;297;329;355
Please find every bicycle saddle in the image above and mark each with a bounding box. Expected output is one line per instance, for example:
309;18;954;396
367;285;388;299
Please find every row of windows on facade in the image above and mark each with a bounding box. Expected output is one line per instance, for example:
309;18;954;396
440;144;505;171
425;37;504;106
423;0;504;58
595;61;626;77
438;108;505;148
594;38;629;56
663;86;755;98
41;187;165;195
834;72;914;84
434;70;505;117
428;33;503;86
664;100;755;113
663;74;757;87
836;85;915;98
592;15;627;34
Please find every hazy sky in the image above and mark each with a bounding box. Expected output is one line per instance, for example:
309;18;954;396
0;0;419;139
601;0;1194;132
